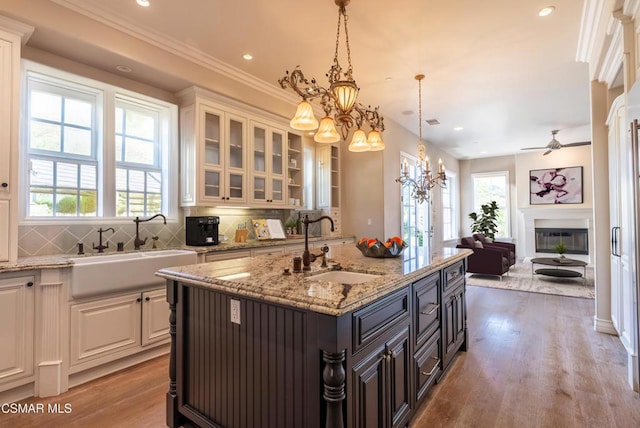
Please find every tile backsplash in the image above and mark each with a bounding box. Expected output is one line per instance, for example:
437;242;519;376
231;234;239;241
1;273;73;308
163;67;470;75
18;208;324;257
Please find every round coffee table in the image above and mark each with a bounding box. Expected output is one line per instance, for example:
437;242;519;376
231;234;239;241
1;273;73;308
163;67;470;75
530;257;587;282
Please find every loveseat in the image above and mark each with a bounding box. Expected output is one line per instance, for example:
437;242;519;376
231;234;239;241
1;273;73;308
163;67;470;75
457;236;510;277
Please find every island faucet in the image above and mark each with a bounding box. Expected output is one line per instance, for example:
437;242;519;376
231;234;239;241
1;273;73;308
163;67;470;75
93;227;115;253
302;215;334;271
133;213;167;250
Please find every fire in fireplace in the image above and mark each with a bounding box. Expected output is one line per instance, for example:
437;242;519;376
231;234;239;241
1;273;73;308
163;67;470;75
535;228;588;255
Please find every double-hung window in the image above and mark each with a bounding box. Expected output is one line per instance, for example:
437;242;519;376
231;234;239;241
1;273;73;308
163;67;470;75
23;62;177;221
27;79;99;217
471;171;510;237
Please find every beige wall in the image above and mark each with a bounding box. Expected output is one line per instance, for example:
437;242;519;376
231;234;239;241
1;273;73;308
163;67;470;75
341;116;459;245
459;155;516;238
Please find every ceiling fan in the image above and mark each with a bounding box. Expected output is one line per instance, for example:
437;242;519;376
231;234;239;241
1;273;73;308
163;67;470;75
521;130;591;156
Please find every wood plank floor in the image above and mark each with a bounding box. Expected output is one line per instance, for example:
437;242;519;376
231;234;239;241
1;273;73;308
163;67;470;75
3;286;639;427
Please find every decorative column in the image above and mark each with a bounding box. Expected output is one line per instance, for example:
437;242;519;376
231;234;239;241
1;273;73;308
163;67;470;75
322;349;346;428
37;269;66;397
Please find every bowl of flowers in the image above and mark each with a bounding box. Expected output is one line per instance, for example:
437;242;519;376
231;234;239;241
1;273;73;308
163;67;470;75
356;236;407;258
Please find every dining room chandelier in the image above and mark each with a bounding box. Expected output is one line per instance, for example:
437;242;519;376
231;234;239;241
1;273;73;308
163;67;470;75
278;0;385;152
396;74;446;204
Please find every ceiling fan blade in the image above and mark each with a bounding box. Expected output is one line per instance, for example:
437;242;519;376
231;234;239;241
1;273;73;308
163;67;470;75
561;141;591;147
542;149;553;156
520;147;547;150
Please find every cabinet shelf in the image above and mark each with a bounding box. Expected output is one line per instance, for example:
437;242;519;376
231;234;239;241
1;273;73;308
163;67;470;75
288;166;301;171
288;148;301;153
288;183;301;187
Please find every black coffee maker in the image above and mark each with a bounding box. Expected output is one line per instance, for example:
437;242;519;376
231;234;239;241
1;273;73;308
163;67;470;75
185;216;220;246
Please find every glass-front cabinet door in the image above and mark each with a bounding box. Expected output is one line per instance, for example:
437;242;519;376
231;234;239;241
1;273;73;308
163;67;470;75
270;129;285;204
249;122;286;206
200;106;225;203
224;114;246;203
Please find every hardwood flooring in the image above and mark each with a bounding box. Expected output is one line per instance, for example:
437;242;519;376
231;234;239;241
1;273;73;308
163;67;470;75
411;286;640;428
2;286;639;428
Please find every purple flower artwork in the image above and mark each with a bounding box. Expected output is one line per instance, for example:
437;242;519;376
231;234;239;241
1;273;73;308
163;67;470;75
529;166;583;205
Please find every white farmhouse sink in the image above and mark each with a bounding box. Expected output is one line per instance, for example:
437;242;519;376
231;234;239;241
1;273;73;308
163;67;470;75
70;249;197;298
306;271;380;284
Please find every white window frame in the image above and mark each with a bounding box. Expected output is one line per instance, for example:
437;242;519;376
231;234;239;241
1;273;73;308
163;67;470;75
19;60;179;224
471;171;510;238
441;171;458;240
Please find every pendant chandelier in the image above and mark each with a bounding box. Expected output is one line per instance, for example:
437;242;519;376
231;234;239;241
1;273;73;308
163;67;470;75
396;74;447;204
278;0;385;152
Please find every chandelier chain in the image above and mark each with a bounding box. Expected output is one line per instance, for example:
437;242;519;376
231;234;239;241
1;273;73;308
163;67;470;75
418;77;423;144
333;4;353;75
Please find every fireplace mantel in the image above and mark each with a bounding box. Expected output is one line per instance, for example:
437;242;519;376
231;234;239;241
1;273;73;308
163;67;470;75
518;207;594;263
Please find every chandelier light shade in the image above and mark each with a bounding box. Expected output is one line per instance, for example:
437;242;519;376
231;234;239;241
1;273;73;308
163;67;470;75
290;101;319;130
278;0;384;150
367;130;385;151
395;74;447;203
314;116;341;143
348;129;370;152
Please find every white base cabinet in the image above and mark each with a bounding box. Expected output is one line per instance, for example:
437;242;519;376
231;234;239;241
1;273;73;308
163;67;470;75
0;274;35;390
70;288;169;372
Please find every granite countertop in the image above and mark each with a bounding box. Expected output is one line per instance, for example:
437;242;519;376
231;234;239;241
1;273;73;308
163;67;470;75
0;235;355;274
157;244;472;316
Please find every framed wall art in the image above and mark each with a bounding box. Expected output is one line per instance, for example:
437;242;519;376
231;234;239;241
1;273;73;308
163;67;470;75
529;166;583;205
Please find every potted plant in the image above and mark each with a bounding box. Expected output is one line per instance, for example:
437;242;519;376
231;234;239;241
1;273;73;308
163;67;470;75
468;201;499;240
554;241;567;258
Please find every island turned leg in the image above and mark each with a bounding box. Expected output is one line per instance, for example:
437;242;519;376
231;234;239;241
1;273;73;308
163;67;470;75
323;349;346;428
166;281;181;428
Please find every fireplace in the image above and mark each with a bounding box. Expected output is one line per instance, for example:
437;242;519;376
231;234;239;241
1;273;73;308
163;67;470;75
535;228;588;255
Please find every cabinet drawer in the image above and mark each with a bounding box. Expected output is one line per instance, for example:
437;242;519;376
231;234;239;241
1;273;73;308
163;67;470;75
204;249;252;262
413;272;440;348
352;287;410;353
415;332;441;402
443;260;464;294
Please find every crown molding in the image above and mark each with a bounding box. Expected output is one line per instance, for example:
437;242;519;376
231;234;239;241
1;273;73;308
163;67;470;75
577;0;606;63
598;18;624;86
51;0;298;107
0;14;34;44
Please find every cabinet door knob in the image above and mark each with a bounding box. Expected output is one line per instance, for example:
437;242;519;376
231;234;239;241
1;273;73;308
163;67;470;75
26;281;34;287
420;303;440;316
1;182;7;188
136;297;142;303
145;296;150;301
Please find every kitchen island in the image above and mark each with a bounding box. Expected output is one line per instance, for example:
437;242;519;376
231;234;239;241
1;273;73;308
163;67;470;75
157;244;471;428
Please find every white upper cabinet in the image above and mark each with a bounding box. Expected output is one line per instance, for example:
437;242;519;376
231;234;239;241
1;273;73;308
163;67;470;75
249;121;287;206
178;87;302;208
179;93;248;206
0;18;34;262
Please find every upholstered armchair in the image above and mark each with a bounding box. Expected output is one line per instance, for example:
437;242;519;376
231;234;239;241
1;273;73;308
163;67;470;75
473;233;516;267
457;236;510;277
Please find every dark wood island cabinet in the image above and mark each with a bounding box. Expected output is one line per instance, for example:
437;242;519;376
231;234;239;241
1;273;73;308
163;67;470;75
157;245;471;428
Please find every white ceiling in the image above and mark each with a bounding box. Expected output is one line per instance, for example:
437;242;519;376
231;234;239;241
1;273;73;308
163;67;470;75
3;0;593;159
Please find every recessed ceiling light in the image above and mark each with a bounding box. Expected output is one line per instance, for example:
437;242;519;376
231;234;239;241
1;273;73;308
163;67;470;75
453;126;464;131
243;53;253;61
538;6;555;17
115;65;132;73
136;0;150;7
307;132;315;136
480;151;488;154
385;76;392;81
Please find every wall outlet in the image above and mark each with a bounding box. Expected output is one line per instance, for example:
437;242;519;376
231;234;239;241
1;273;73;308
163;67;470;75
230;299;241;325
367;218;372;226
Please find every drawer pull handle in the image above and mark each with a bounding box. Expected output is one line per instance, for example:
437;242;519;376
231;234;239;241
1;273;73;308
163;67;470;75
421;357;441;377
421;303;440;315
449;271;460;279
